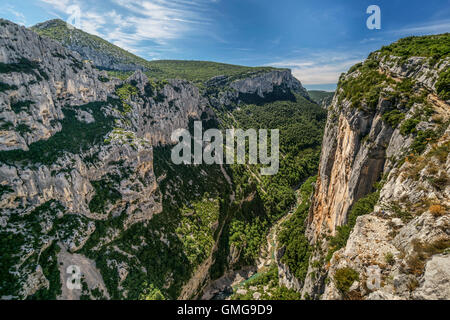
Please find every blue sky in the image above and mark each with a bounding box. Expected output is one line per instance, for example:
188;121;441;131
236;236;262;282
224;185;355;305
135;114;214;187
1;0;449;90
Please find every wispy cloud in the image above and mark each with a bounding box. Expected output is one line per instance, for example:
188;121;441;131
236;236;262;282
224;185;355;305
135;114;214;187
392;19;450;36
38;0;218;57
269;52;363;85
2;4;27;25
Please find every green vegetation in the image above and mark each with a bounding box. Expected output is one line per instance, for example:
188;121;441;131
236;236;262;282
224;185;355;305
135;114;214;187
338;59;395;111
378;33;450;63
217;95;326;268
326;190;380;262
32;19;276;84
277;176;316;283
0;99;118;166
15;123;32;135
0;184;14;197
78;139;231;299
0;58;48;81
88;177;122;215
382;109;406;128
436;68;450;101
400;118;420;135
1;201;68;299
115;84;138;113
139;282;166;300
334;267;359;294
308;90;334;105
385;252;395;265
0;82;18;93
176;199;220;266
230;265;302;300
10;100;34;114
145;60;275;85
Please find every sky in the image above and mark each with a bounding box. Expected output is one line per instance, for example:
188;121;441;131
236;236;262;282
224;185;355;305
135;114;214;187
1;0;449;91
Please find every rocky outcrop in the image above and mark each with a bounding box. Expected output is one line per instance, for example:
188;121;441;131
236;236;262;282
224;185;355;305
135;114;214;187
0;19;116;152
301;46;450;300
207;69;309;109
306;97;393;241
31;20;147;72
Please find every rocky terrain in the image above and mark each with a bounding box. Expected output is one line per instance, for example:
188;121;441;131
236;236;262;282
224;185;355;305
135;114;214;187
0;18;313;300
278;34;450;300
1;17;448;301
31;19;149;72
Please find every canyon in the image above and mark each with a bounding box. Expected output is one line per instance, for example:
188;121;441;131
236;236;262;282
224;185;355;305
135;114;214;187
0;18;448;300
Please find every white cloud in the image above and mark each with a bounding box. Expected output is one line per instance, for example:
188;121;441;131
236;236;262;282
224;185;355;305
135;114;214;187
38;0;217;56
269;52;363;85
392;19;450;36
4;4;27;25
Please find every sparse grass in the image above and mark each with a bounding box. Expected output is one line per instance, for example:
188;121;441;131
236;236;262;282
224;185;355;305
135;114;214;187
406;238;450;275
384;252;395;265
428;172;449;191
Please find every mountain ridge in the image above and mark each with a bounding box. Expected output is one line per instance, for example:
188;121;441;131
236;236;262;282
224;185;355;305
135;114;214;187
30;19;283;85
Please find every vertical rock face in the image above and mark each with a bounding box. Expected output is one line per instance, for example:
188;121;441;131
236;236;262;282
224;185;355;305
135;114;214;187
302;37;450;300
307;97;394;240
0;19;116;151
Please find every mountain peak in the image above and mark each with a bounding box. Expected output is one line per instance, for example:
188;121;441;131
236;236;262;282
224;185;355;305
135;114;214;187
32;19;70;30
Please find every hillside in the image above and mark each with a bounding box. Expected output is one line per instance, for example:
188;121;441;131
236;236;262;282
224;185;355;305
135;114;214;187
31;19;277;85
307;90;335;109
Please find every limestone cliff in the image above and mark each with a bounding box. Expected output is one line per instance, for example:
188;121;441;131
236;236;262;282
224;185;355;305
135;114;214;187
298;34;450;300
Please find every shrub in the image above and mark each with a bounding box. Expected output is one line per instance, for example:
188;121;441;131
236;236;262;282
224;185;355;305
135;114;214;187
334;267;359;293
429;172;449;191
384;252;395;265
0;82;17;93
400;118;420;135
436;68;450;101
429;204;446;217
382;110;405;128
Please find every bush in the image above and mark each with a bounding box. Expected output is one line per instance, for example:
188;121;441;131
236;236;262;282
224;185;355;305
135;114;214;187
382;110;405;128
400;118;420;135
384;252;395;265
334;267;359;293
429;204;446;217
436;68;450;101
